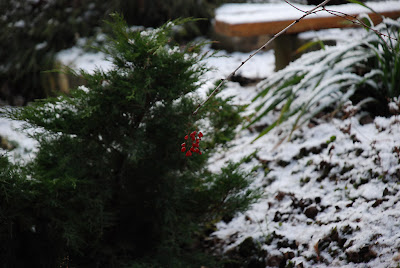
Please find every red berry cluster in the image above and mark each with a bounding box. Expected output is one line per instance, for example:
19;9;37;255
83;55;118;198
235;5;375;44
181;131;203;157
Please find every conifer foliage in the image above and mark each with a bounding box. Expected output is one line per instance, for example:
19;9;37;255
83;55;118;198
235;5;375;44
1;14;258;267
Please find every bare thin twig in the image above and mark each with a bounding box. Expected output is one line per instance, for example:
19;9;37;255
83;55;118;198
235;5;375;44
283;0;321;16
284;0;308;13
192;0;333;116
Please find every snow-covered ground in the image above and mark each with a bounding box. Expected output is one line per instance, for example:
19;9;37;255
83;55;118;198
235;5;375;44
200;32;400;266
209;111;400;267
1;22;400;267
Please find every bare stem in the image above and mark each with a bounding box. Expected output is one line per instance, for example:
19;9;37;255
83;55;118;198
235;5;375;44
192;0;332;116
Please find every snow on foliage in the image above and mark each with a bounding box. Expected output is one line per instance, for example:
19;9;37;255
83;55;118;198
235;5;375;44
245;17;399;142
206;17;400;268
1;11;399;267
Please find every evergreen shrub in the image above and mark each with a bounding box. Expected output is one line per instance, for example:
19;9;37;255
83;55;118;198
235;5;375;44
1;14;259;267
0;0;245;105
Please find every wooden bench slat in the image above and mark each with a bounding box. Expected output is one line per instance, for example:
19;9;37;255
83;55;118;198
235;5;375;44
215;10;400;37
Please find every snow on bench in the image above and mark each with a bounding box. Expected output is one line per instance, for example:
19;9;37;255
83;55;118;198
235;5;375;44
213;1;400;70
214;1;400;37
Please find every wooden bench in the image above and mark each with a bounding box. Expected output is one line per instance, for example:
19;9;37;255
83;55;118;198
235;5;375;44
213;1;400;70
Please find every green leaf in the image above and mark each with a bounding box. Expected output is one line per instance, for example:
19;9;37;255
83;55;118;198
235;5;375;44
296;40;325;54
251;121;278;143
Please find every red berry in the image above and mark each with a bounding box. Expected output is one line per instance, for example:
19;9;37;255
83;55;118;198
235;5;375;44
182;130;203;157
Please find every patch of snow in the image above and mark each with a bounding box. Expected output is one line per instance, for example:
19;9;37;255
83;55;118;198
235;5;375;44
199;44;275;103
78;85;89;93
0;116;37;163
14;20;25;28
56;46;113;74
35;41;47;50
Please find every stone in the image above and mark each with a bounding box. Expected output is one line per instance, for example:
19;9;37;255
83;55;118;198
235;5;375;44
304;206;319;219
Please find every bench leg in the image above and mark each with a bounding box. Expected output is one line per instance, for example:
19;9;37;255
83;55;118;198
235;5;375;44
274;34;299;71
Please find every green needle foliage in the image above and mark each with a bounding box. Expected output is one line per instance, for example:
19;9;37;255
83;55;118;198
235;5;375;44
1;14;258;267
245;16;400;142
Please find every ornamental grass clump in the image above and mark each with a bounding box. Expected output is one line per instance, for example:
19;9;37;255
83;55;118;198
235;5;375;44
1;14;258;267
368;17;400;98
245;17;400;142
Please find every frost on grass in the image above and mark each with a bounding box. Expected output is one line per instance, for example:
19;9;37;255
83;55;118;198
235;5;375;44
207;18;400;267
246;31;382;141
